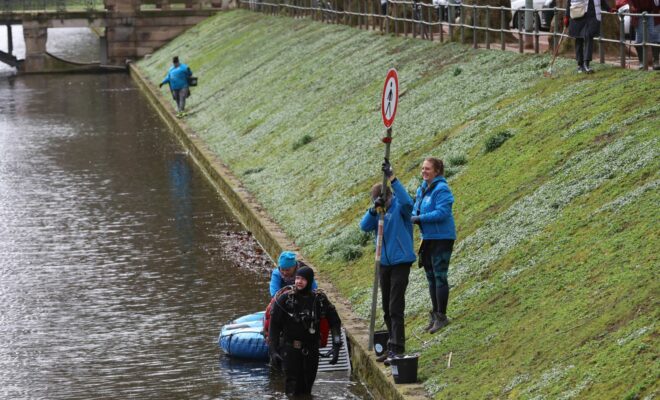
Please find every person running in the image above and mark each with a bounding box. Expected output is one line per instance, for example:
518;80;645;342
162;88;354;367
159;56;192;117
268;266;342;396
359;158;415;364
412;157;456;334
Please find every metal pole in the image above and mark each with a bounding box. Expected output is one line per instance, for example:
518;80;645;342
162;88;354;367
368;127;392;352
501;6;505;50
460;2;465;43
642;12;648;70
599;12;605;64
448;0;454;39
472;4;477;49
619;13;625;68
486;6;490;49
7;24;13;56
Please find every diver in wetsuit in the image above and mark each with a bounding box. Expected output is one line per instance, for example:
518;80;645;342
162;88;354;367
268;266;342;396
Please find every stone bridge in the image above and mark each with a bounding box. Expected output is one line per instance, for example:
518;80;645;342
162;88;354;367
0;0;229;72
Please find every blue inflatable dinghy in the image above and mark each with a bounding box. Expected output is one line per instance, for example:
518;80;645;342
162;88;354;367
218;311;269;361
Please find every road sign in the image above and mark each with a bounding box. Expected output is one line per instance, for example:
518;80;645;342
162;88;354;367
381;68;399;128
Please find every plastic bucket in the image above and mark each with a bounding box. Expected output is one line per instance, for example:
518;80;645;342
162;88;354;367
390;354;419;384
373;330;389;356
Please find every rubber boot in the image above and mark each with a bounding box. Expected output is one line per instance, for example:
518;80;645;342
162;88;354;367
428;312;449;334
424;310;437;332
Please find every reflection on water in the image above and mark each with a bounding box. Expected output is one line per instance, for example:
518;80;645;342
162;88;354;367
0;26;99;75
0;73;372;399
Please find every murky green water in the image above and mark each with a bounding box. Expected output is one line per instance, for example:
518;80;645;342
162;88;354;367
0;28;371;400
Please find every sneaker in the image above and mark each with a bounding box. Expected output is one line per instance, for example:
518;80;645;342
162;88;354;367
584;66;594;74
576;65;585;74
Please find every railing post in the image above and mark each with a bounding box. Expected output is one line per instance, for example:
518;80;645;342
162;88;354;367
448;1;454;39
518;11;524;53
439;4;444;42
394;1;398;35
599;11;605;63
460;2;465;43
619;13;626;68
552;6;558;53
472;4;477;49
404;2;408;37
486;6;490;49
534;11;539;53
641;12;648;70
501;6;505;50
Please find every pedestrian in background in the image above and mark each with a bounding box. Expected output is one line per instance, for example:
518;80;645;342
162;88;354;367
159;56;192;117
629;0;660;69
564;0;612;73
412;157;456;334
359;158;416;364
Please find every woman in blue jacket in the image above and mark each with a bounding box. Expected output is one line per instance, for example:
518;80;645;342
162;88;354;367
412;157;456;334
269;251;317;297
360;159;416;362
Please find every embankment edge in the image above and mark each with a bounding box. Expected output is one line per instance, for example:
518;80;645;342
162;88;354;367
129;63;428;400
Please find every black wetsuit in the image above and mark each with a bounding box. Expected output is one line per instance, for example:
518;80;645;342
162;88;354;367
269;288;341;396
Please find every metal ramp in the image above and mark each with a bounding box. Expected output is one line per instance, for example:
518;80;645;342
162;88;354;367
317;328;351;373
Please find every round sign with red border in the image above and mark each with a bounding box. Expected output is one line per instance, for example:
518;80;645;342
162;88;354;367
381;69;399;128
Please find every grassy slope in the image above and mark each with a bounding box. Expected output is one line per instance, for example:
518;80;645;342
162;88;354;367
138;11;659;399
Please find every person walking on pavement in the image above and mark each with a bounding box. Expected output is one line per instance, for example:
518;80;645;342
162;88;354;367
159;56;192;118
564;0;612;73
268;266;343;396
359;158;416;364
412;157;456;334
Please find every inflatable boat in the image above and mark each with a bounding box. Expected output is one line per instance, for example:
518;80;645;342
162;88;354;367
218;311;351;372
218;311;269;361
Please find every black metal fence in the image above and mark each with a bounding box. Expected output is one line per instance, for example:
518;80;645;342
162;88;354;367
240;0;660;70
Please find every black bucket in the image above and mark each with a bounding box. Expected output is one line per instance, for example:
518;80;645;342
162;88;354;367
390;354;419;384
373;330;389;356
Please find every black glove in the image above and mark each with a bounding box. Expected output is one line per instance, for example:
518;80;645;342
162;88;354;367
269;346;283;363
382;158;394;178
411;215;421;225
329;335;342;365
373;196;385;209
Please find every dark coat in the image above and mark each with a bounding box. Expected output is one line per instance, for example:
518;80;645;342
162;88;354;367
566;0;611;38
628;0;660;25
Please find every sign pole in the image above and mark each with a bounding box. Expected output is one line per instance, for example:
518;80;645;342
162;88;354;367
368;127;392;351
368;69;398;352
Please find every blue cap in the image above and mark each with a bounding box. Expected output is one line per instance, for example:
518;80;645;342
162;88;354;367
278;251;297;269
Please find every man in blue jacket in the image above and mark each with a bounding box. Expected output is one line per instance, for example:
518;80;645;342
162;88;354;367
270;251;317;297
159;56;192;118
359;159;416;363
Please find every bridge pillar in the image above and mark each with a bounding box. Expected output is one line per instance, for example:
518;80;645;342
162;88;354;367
22;20;49;73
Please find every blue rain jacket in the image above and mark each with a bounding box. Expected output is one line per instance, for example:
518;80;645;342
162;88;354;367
413;176;456;240
161;63;192;90
269;268;317;297
359;178;416;267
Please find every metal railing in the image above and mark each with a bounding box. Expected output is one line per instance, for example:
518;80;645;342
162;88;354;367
0;0;104;13
240;0;660;71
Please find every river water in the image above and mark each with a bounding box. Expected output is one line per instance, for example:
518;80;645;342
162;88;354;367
0;28;371;399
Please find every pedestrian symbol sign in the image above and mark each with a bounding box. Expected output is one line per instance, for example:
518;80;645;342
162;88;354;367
381;69;399;128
